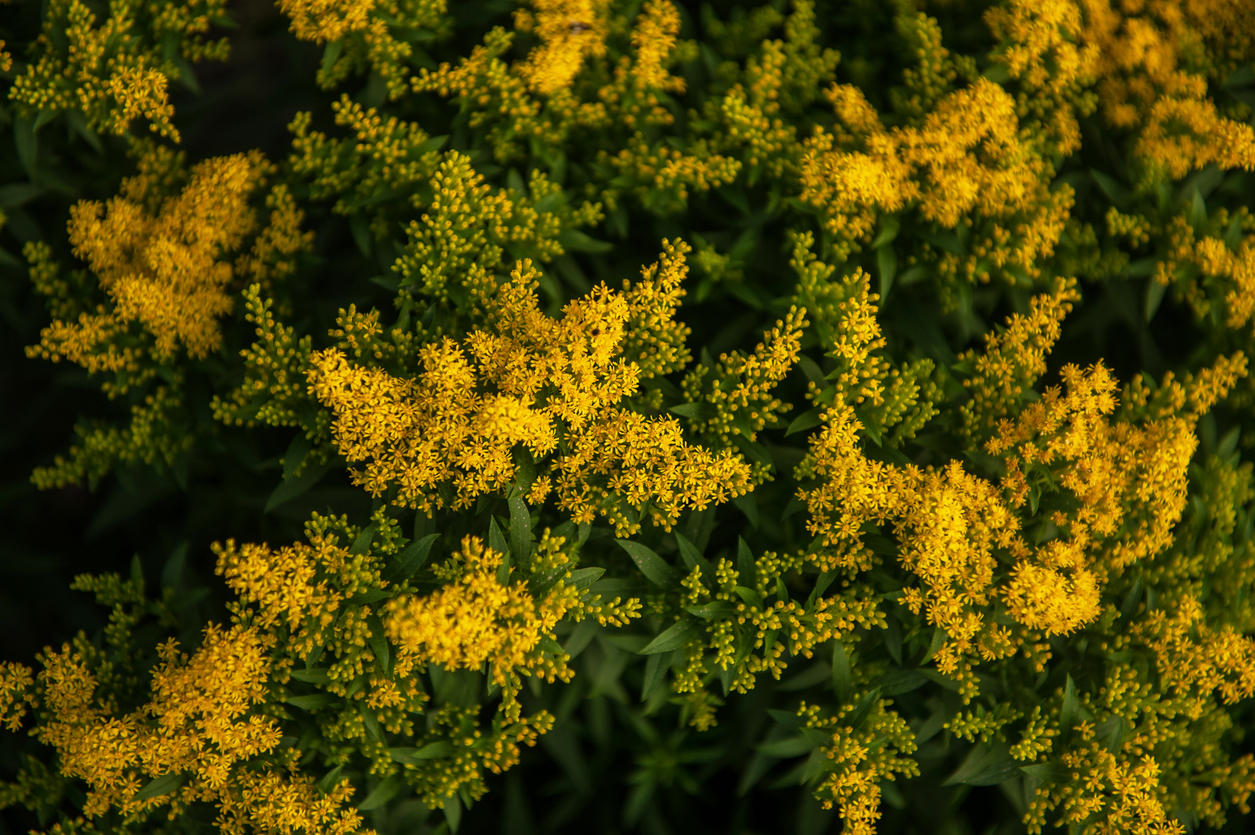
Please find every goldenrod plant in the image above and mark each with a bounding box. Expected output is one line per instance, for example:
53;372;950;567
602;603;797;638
1;0;1255;833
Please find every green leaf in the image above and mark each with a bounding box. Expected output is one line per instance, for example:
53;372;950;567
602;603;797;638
799;354;826;386
135;773;186;801
921;627;947;664
360;704;383;743
879;668;927;697
0;182;43;209
1219;426;1241;459
674;532;715;583
733;585;764;609
640;619;699;654
1061;674;1080;729
320;39;344;78
684;601;735;620
289;668;331;685
1145;279;1168;323
883;615;903;665
641;649;674;700
616;539;678;588
388;534;439;582
785;407;824;436
737;538;756;587
847;686;881;730
871;216;900;249
318;764;345;795
509;493;532;570
767;708;805;733
1020;763;1070;783
668;402;701;418
1096;715;1125;754
366;614;390;675
265;458;336;513
350;525;375;556
529;565;566;596
418;134;449;154
444;791;463;833
877;245;897;302
1125;257;1159;277
1091;169;1132;209
358;775;404;811
567;566;605;591
349;208;372;256
732;493;759;529
287;694;335;711
1120;575;1144;619
390;741;455;763
15;118;38;181
489;516;510;584
558;228;614;253
756;735;816;758
944;742;1019;787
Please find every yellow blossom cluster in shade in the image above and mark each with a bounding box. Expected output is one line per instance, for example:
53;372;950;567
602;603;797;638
288;94;445;215
799;699;920;835
30;383;192;490
208;284;325;437
308;246;770;535
391;150;602;306
802;78;1036;234
29;149;272;372
21;623;375;830
513;0;613;95
385;535;590;721
1134;595;1255;708
276;0;448;98
411;1;699;170
983;0;1101;156
798;271;1236;701
1111;203;1255;337
788;230;939;446
689;0;842;186
8;0;230;141
988;0;1255;183
990;362;1203;574
958;275;1081;440
668;543;884;730
214;527;377;669
799;72;1073;302
679;306;808;447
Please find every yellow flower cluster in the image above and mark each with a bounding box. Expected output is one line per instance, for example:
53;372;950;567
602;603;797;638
28;624;307;821
802;699;920;835
31;148;271;368
392;151;601;306
31;384;191;490
384;536;579;710
277;0;448;97
513;0;612;95
680;306;808;447
958;275;1081;440
802;287;1230;701
9;0;230;141
669;545;883;730
692;1;842;185
803;77;1037;232
983;0;1100;156
308;250;761;535
789;231;939;445
413;0;697;169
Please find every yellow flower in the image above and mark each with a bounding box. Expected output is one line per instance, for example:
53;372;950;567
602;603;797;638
308;248;756;534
